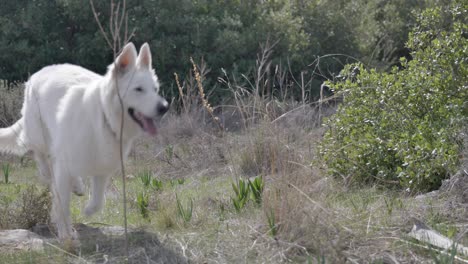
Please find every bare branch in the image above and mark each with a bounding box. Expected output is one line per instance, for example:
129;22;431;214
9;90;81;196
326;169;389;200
90;0;135;259
89;0;113;49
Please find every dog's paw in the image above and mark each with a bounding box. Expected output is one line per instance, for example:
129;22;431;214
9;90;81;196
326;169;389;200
62;235;81;253
72;178;85;196
72;188;85;196
84;203;100;216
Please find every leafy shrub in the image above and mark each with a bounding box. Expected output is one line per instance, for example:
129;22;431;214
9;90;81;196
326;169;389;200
265;208;278;237
169;179;185;187
138;169;152;188
0;185;51;229
2;163;10;184
320;2;467;192
151;178;163;191
231;178;250;212
175;194;193;223
137;192;150;219
248;177;264;205
231;176;266;211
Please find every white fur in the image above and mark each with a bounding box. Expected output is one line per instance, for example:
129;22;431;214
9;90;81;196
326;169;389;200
0;43;168;241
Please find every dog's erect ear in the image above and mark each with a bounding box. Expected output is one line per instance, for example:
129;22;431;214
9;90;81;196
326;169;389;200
137;43;152;69
114;42;137;74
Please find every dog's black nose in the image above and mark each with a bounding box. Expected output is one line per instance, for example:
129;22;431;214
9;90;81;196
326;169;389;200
157;101;169;115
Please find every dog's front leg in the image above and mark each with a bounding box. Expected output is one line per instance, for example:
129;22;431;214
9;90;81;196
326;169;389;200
72;176;85;196
51;165;75;241
84;175;109;216
34;152;52;186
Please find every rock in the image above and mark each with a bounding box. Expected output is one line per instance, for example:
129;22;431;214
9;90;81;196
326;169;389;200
439;169;468;203
99;225;127;236
0;224;187;263
414;190;439;200
31;223;53;237
0;229;44;252
408;220;468;256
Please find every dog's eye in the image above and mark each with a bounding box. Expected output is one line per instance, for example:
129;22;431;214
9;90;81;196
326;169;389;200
135;87;143;92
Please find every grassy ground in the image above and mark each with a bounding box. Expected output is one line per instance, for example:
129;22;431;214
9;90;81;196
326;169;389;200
1;74;468;262
1;105;468;263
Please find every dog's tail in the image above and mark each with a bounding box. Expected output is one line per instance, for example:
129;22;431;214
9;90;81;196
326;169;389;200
0;118;28;155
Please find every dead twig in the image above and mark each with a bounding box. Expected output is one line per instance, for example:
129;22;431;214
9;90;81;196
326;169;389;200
90;0;134;259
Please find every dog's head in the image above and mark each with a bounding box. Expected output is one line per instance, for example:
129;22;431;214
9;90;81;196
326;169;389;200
110;42;168;136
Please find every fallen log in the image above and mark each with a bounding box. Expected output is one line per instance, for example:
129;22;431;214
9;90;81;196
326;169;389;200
408;220;468;256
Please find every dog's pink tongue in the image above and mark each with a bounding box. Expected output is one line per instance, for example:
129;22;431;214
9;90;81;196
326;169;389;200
137;112;157;136
142;117;157;136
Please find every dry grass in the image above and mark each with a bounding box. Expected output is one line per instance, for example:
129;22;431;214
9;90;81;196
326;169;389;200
1;101;468;262
0;56;467;263
0;184;51;230
0;83;23;127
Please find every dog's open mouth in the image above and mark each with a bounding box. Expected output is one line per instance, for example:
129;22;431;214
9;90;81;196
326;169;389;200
128;108;157;136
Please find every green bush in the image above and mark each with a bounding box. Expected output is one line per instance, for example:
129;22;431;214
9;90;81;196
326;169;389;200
175;194;193;223
320;2;467;192
137;192;150;219
248;177;264;205
231;178;250;212
2;163;10;184
138;169;152;188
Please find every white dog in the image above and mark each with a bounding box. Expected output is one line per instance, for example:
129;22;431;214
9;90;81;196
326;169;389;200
0;42;168;241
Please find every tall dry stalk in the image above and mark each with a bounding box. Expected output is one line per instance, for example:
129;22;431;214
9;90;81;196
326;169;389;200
253;40;276;122
190;57;224;132
174;73;187;113
90;0;134;259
